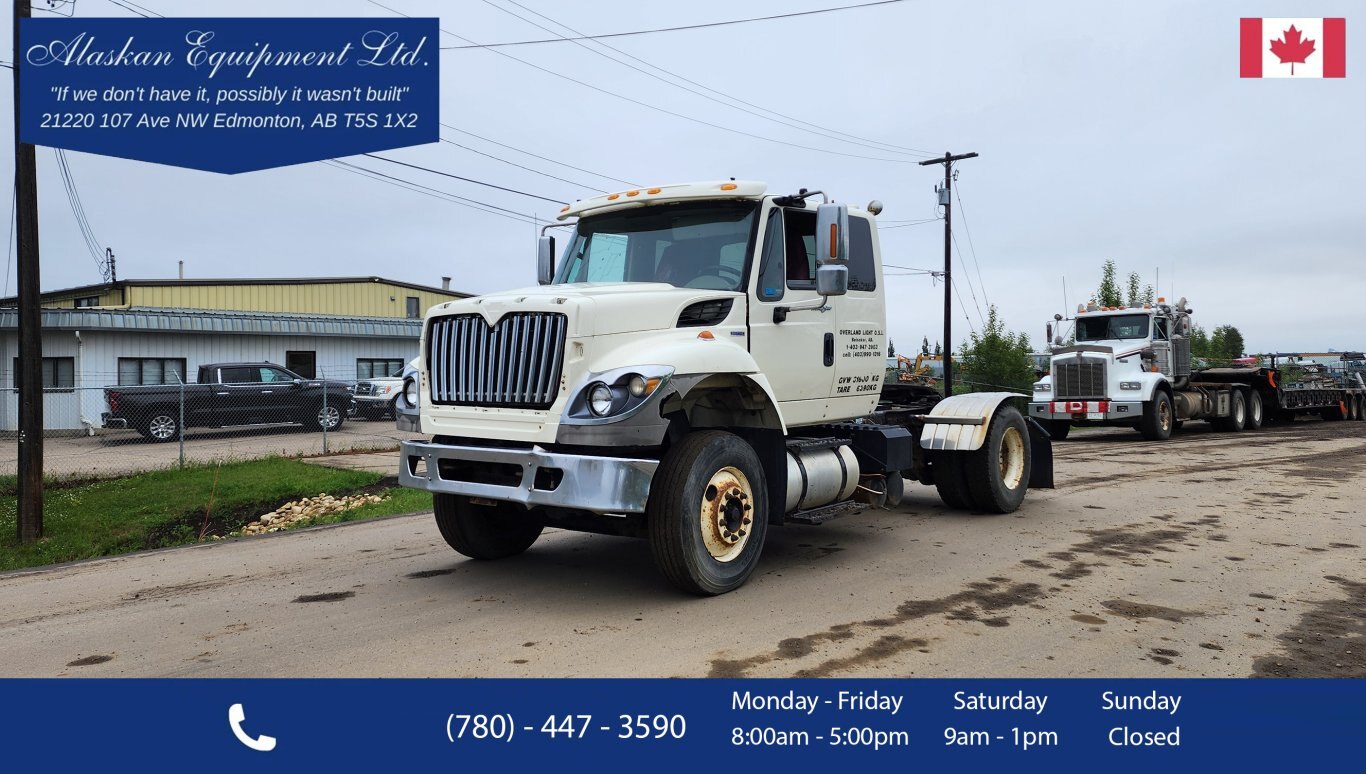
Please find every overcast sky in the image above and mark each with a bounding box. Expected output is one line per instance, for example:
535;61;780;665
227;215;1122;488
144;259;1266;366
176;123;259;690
1;0;1362;353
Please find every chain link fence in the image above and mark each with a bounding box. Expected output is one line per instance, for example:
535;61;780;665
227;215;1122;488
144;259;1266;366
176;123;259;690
0;364;420;481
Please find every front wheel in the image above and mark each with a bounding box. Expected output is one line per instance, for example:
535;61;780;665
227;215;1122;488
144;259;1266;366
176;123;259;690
647;430;768;596
1046;419;1071;441
963;406;1031;513
1140;391;1173;440
308;403;346;431
434;494;544;559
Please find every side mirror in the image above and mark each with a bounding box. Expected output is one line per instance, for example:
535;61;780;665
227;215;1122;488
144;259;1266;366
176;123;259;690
814;203;849;265
815;264;848;297
537;235;556;286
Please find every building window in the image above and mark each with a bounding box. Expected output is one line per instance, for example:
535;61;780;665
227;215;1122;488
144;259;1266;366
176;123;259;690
74;295;100;308
406;296;421;319
357;358;404;380
285;351;317;379
12;357;75;391
118;358;188;385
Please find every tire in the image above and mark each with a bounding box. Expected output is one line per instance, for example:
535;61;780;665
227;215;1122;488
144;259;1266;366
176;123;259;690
1245;390;1264;430
1213;390;1247;432
1046;420;1071;441
962;406;1031;514
933;452;976;510
1140;391;1174;441
646;430;769;596
309;403;346;432
140;411;180;442
1357;396;1366;422
433;494;544;560
1173;420;1185;431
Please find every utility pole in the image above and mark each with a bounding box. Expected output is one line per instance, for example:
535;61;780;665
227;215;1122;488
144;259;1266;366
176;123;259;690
918;151;977;397
14;0;45;542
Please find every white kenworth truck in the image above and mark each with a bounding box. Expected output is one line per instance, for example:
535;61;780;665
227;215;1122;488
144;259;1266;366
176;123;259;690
398;181;1053;595
1029;299;1366;441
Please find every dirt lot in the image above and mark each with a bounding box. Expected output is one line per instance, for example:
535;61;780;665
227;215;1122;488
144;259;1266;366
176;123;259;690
0;418;1362;678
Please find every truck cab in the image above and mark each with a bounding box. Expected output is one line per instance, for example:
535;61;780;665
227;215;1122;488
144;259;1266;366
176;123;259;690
401;181;1049;594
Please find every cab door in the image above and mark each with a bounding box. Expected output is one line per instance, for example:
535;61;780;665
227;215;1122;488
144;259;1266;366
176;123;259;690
830;215;887;414
746;206;838;425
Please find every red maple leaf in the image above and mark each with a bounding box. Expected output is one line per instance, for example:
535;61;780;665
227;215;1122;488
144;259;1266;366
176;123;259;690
1269;25;1316;76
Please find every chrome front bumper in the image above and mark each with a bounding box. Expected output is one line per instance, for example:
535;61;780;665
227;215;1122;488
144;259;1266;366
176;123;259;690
398;439;658;514
1029;400;1143;421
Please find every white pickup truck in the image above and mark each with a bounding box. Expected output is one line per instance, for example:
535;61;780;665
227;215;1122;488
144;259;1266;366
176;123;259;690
399;181;1052;594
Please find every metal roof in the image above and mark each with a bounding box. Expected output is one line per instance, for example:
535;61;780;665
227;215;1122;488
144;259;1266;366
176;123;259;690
0;307;422;338
0;275;470;305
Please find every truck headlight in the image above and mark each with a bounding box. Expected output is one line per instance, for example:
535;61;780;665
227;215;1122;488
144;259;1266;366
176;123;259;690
1034;383;1051;393
403;377;419;406
1119;381;1141;391
587;382;614;416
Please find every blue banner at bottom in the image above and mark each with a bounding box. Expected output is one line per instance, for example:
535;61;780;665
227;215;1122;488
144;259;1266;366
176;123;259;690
1;678;1359;770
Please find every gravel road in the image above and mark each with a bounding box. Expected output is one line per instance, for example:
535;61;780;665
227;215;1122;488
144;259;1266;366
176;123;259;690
1;419;1362;678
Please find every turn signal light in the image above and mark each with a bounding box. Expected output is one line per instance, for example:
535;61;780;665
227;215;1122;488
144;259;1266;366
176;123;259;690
697;330;715;340
720;183;737;191
829;224;839;258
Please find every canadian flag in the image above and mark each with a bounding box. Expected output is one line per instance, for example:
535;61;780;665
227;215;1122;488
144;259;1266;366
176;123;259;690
1241;18;1346;77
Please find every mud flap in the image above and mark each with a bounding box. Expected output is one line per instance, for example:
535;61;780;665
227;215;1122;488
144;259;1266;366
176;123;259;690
1026;417;1054;489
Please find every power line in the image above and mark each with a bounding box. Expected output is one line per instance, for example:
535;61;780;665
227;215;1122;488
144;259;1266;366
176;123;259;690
878;217;942;229
951;229;985;328
326;160;544;224
367;0;924;165
52;149;108;277
441;123;637;187
954;182;989;308
480;0;934;158
438;137;607;193
441;0;913;50
106;0;151;17
361;153;568;204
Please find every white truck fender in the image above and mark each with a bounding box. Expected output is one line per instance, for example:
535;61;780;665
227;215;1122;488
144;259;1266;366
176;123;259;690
920;392;1025;452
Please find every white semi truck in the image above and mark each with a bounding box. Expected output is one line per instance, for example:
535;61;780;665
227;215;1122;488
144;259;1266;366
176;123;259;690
1029;299;1366;439
397;181;1052;594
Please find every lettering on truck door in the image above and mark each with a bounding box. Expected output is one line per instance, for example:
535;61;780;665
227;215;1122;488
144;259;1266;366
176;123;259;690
831;215;886;414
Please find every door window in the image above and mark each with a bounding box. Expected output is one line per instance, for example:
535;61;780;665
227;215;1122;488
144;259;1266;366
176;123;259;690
755;210;786;302
782;209;818;289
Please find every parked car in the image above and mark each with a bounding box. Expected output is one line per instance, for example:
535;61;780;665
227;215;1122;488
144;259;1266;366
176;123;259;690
351;364;405;420
103;362;355;441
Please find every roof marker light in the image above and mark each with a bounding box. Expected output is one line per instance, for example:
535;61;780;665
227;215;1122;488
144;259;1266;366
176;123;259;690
647;187;661;194
720;183;737;191
606;193;620;200
626;190;640;197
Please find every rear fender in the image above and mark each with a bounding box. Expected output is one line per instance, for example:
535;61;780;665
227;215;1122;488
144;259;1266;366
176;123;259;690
919;392;1024;452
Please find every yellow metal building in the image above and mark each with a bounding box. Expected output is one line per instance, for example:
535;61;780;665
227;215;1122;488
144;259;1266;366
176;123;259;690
0;276;467;318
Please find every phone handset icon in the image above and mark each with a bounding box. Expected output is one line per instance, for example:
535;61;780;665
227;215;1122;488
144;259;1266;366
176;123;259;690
228;703;277;752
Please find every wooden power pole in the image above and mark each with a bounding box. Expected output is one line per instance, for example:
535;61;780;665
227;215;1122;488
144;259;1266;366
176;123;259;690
918;151;977;398
13;0;44;542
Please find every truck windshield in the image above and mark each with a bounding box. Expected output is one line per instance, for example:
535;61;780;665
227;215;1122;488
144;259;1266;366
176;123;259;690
555;201;758;291
1076;314;1150;341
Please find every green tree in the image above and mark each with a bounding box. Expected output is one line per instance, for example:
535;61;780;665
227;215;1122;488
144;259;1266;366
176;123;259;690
1096;259;1122;307
1214;325;1244;360
888;338;896;358
920;336;931;357
958;306;1035;393
1208;327;1228;364
1125;271;1156;307
1189;325;1211;359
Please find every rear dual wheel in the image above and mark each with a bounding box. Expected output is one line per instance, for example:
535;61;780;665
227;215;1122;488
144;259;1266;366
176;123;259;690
1213;390;1247;432
935;406;1031;514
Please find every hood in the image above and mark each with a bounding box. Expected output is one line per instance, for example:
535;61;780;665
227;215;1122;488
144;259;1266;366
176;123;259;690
429;283;742;337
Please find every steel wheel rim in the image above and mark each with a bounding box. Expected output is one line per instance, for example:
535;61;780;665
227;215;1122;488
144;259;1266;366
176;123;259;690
999;426;1026;490
698;466;754;563
318;405;340;428
149;415;176;440
1250;394;1262;423
1159;399;1171;431
1234;399;1245;424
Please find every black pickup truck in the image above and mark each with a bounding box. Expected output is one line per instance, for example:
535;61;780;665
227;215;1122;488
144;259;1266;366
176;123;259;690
103;362;355;441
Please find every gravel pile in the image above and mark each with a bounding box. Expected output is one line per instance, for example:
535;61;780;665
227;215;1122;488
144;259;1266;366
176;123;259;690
232;492;387;536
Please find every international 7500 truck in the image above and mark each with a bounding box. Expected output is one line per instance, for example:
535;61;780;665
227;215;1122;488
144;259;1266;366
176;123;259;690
1029;299;1366;439
397;181;1052;594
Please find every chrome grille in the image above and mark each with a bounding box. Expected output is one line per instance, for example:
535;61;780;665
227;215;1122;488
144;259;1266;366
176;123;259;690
427;312;566;409
354;382;375;396
1055;357;1107;399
